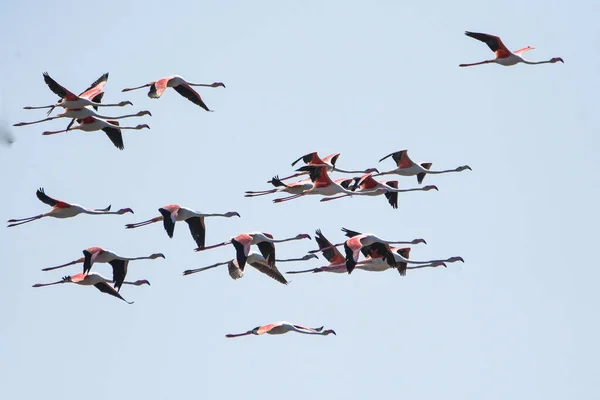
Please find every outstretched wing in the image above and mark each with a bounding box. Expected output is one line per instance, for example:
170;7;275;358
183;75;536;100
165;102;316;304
36;188;61;207
257;241;276;267
185;217;206;249
94;282;133;304
42;72;75;100
341;227;362;238
383;181;398;209
291;152;322;167
173;84;211;111
249;259;289;285
513;46;535;56
101;126;125;150
379;150;414;168
79;73;109;99
315;229;345;264
108;259;129;291
465;31;510;57
158;207;178;238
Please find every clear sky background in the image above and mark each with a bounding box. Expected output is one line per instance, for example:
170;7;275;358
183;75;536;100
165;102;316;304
1;1;598;399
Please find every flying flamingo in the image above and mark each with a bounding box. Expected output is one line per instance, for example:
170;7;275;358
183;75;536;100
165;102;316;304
7;188;133;228
320;173;439;207
246;175;358;198
271;152;378;183
13;109;151;127
24;72;133;115
125;205;240;249
121;76;225;111
383;246;463;275
195;231;312;270
40;116;150;150
225;321;336;338
32;272;149;304
375;150;471;183
41;246;165;291
183;251;317;285
459;31;564;68
273;165;385;203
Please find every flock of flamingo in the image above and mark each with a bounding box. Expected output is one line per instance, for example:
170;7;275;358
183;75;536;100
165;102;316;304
9;31;563;338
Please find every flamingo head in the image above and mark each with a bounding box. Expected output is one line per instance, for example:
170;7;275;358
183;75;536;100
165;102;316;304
296;233;312;240
118;208;134;215
301;253;319;261
136;110;152;117
211;82;226;88
449;256;465;263
150;253;166;259
135;124;150;130
458;165;472;171
364;167;379;174
323;329;337;335
551;57;564;63
423;185;439;191
225;211;241;218
411;238;427;245
119;101;134;106
134;279;151;286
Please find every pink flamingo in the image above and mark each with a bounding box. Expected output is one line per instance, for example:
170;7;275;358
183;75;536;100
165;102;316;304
41;246;165;291
225;321;336;338
32;272;150;304
125;204;240;249
121;75;225;111
24;72;132;115
7;188;133;227
272;152;378;182
460;31;564;68
375;150;471;183
183;251;317;285
195;231;312;270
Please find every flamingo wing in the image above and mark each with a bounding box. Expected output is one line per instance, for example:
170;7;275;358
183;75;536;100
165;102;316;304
248;259;288;285
357;174;379;190
94;282;132;304
417;163;432;184
369;242;396;269
185;217;206;249
315;229;345;264
341;227;362;238
465;31;510;57
291;152;321;167
394;247;411;276
257;241;276;267
79;73;109;99
42;72;75;100
322;153;340;166
101;125;125;150
379;149;414;168
231;238;250;270
36;188;61;207
172;84;210;111
148;78;169;99
158;207;178;238
108;259;128;291
513;46;535;56
383;181;398;209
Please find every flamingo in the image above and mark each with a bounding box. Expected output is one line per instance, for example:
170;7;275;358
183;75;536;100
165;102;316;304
7;188;133;227
320;173;439;208
271;152;378;182
338;227;431;274
121;76;225;111
245;175;358;198
32;272;149;304
41;246;165;291
183;251;317;285
125;205;240;249
374;150;471;183
273;165;385;203
195;231;312;270
459;31;564;67
24;72;132;115
383;246;463;275
225;321;336;338
13;109;151;127
40;116;150;150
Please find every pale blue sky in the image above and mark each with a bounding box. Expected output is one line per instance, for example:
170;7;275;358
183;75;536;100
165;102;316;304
1;1;599;399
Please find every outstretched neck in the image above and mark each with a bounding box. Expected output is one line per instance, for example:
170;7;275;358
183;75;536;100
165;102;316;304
521;59;553;65
426;168;461;174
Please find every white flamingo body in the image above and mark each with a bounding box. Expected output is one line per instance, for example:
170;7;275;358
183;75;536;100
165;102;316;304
226;321;336;338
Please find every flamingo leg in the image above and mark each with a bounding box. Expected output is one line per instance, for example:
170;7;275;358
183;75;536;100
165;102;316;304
42;258;85;272
320;194;351;202
13;116;60;126
459;60;494;67
125;217;162;229
273;193;307;203
194;241;230;252
244;189;278;197
7;214;44;227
